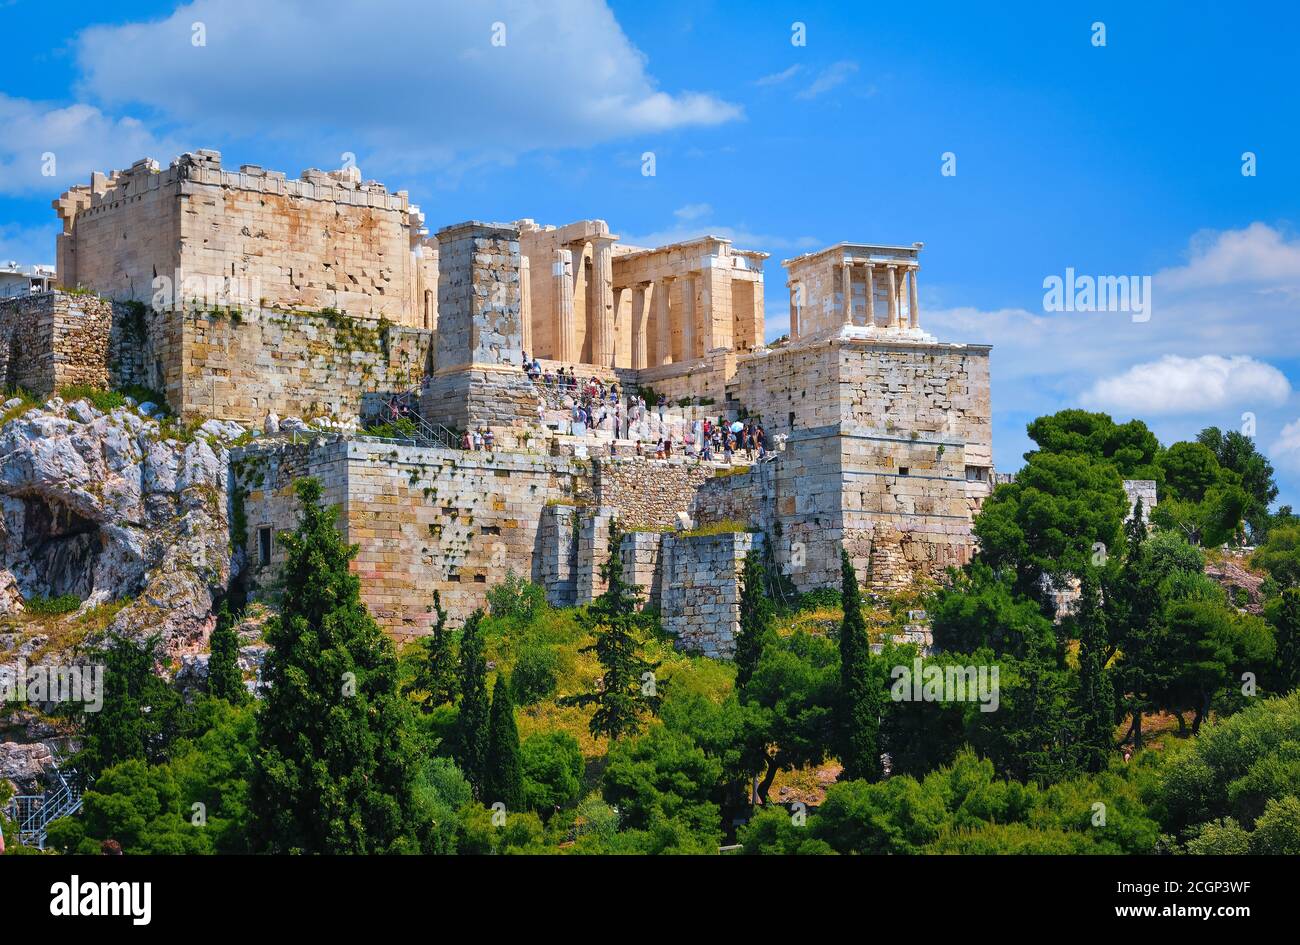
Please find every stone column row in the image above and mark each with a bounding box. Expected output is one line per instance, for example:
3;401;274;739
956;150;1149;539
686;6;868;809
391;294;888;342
839;261;920;331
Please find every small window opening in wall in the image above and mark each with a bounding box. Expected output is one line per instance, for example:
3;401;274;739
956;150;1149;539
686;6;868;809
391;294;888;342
898;467;910;477
788;411;796;429
474;574;487;583
258;526;272;566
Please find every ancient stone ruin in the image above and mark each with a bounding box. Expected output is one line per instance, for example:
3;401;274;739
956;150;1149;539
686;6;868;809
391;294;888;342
0;149;1029;656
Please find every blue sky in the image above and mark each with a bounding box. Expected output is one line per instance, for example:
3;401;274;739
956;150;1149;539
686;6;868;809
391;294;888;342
3;1;1299;504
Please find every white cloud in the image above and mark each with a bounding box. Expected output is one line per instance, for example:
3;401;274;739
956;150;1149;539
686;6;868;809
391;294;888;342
1158;222;1300;291
922;223;1300;500
0;94;179;195
620;203;819;254
1080;355;1291;415
797;61;859;99
73;0;740;174
1270;418;1300;473
756;65;801;86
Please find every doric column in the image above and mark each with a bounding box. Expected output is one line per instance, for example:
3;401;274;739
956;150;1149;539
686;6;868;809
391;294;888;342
842;261;854;325
656;276;673;366
554;248;576;362
681;274;696;361
864;264;875;325
519;254;533;357
908;266;920;329
592;238;615;367
887;265;899;328
631;283;649;369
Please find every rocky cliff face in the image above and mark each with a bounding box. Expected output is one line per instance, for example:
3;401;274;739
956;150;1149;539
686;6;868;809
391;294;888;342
0;396;244;655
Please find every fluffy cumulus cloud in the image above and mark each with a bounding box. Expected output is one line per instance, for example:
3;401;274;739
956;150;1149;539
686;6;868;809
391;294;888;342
1158;222;1300;292
1081;355;1291;415
924;223;1300;501
72;0;740;172
1271;419;1300;473
0;94;179;194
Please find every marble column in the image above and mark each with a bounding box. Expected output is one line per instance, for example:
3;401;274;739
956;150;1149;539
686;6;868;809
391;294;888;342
887;265;899;328
908;267;920;329
554;248;576;362
592;238;615;367
864;264;875;325
842;261;854;325
681;274;696;361
656;276;673;366
631;283;649;369
519;254;532;358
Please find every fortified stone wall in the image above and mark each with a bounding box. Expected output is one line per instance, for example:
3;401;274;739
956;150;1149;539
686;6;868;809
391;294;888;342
660;531;764;658
235;437;589;638
177;307;430;422
590;457;715;530
0;292;117;395
55;151;429;327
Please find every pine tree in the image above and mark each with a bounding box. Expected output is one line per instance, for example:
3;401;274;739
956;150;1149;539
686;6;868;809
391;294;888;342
250;477;418;854
407;590;457;710
1076;566;1115;773
838;549;881;781
560;518;657;740
207;601;246;704
735;546;775;690
455;609;491;799
485;675;525;811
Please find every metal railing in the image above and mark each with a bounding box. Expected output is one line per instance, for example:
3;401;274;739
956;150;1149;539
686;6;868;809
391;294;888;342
5;749;87;850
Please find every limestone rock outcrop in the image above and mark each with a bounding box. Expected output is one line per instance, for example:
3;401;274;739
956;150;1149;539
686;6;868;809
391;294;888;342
0;397;243;654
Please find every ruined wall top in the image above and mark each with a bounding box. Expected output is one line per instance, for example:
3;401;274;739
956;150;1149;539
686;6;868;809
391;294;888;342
54;150;424;231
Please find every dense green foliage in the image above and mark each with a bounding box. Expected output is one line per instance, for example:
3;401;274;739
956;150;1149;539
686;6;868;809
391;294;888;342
24;406;1300;857
206;602;246;704
248;477;420;854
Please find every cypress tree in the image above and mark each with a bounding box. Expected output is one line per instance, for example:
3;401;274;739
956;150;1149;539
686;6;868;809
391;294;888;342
455;609;491;799
250;477;418;854
838;549;880;781
560;518;657;740
735;546;775;690
408;590;457;710
485;675;525;811
207;601;246;704
1077;566;1115;773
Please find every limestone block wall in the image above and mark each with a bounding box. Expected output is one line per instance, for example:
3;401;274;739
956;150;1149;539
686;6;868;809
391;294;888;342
590;457;715;530
636;349;737;406
55;151;427;326
234;438;589;639
660;531;764;658
231;436;351;602
621;530;664;608
0;292;117;395
836;341;992;471
537;503;580;607
178;308;431;422
728;337;992;467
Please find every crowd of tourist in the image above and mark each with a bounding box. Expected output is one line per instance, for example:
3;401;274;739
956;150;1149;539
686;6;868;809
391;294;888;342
518;352;772;464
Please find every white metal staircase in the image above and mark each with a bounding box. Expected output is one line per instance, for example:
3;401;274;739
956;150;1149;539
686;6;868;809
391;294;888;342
5;750;86;850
